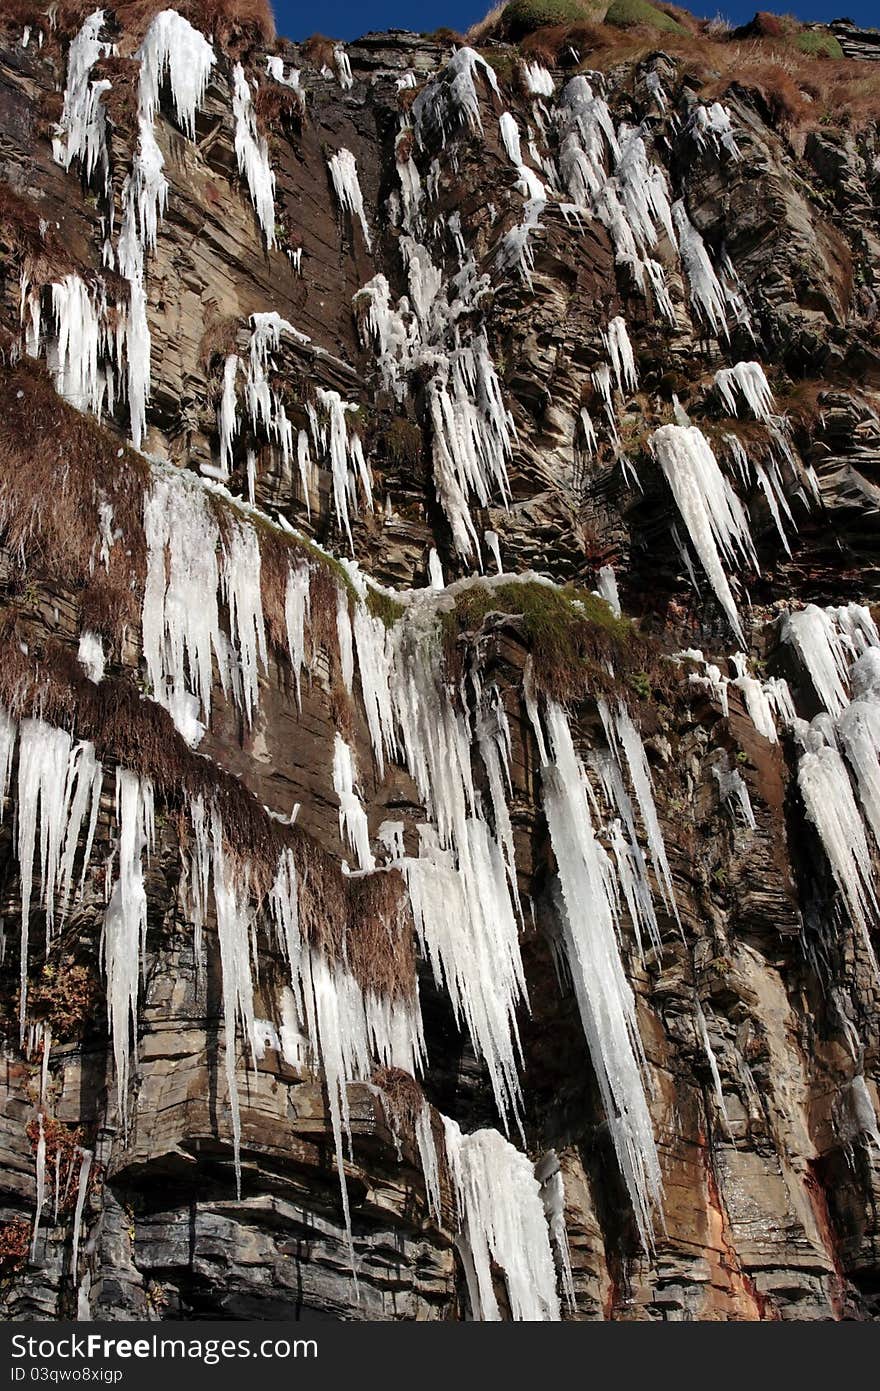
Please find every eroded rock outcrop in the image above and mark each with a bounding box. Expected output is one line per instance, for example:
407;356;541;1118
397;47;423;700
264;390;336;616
0;2;878;1322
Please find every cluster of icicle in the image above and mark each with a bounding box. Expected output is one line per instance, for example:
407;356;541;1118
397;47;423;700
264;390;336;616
31;8;287;446
215;313;373;544
3;674;579;1315
354;234;515;564
343;576;675;1248
783;604;880;975
649;363;815;647
682;600;880;982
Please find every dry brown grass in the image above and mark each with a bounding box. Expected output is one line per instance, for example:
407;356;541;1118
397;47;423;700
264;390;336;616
513;19;879;133
197;312;240;373
347;871;415;1002
466;1;507;43
301;34;337;70
0;360;150;642
0;621;408;998
0;182;79;287
253;81;304;134
91;54;140;133
113;0;274;51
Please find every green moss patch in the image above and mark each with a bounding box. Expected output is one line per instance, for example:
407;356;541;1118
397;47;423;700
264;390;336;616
502;0;603;40
604;0;686;33
441;578;658;703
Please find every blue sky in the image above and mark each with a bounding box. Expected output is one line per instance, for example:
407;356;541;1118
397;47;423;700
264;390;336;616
273;1;877;43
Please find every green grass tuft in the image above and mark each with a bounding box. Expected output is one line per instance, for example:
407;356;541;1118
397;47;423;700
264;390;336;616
441;578;656;703
501;0;602;39
604;0;686;33
793;30;844;59
366;588;406;629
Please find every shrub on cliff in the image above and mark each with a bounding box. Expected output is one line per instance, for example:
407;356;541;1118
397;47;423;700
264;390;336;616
501;0;605;40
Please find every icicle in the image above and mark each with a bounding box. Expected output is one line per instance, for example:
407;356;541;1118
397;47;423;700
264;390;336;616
333;45;353;91
137;9;215;138
332;735;375;872
284;563;311;709
529;700;662;1246
336;586;354;692
39;1024;52;1105
484;529;502;575
798;746;879;972
651;424;757;646
53;10;112;188
143;472;222;728
70;1148;92;1280
328;148;372;250
221;520;267;726
208;806;256;1194
689;102;740;160
672;201;748;337
77;630;105;684
443;1120;560;1321
17;720;75;1040
313;388;374;547
602;702;679;924
49;276;112;417
411;47;500;146
31;1112;46;1262
603;316;638;396
428;548;445;589
415;1102;442;1222
782;605;853;718
218;353;239;475
596;565;621;617
713;757;756;829
695;1004;732;1136
352;598;396;778
232;64;276;246
732;655;779;744
715;361;774;422
523;62;554;98
535;1149;576;1313
102;769;153;1126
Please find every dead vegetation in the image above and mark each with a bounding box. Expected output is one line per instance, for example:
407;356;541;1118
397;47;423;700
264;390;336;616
111;0;274;51
0;360;150;642
467;2;879;134
0;621;414;1003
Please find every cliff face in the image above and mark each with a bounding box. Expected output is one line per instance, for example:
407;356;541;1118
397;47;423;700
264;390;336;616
0;3;879;1322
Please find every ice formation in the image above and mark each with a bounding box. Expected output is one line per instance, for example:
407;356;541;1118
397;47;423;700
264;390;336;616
443;1120;561;1320
601;701;680;924
143;470;272;732
603;315;638;395
672;200;748;337
52;10;113;188
103;768;154;1126
596;564;621;617
798;745;879;970
411;47;500;145
328;148;372;250
689;102;740;160
782;604;855;718
652;424;757;646
535;1149;576;1312
528;697;662;1245
232;64;276;246
715;361;774;422
48;276;113;416
137;9;215;137
333;735;376;872
312;388;374;547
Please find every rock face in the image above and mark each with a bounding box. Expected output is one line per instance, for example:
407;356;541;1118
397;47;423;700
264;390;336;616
0;4;879;1323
